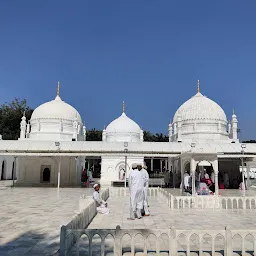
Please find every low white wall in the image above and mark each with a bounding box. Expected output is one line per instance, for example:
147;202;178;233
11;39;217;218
60;188;109;256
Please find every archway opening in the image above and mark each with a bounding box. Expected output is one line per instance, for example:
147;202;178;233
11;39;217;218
12;161;15;180
43;168;50;182
196;161;215;193
1;161;5;180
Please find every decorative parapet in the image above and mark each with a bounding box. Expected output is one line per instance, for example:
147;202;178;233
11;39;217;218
157;187;256;210
63;226;256;256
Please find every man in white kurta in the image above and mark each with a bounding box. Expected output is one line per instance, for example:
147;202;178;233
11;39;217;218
184;171;190;189
92;184;109;215
139;164;150;216
128;163;144;220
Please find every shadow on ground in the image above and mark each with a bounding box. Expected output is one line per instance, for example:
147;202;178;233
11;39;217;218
0;231;60;256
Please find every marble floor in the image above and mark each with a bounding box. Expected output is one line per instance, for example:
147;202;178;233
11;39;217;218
1;184;256;256
0;186;92;256
88;195;256;230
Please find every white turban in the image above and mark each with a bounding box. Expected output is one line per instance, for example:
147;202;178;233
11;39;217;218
132;163;137;168
93;184;99;189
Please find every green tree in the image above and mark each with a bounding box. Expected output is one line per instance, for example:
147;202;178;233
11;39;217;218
86;128;102;141
144;131;169;142
0;98;33;140
242;140;256;143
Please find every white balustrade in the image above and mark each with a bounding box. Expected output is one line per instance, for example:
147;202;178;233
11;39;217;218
61;226;256;256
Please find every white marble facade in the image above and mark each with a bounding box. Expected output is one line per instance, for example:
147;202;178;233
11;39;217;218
0;81;247;186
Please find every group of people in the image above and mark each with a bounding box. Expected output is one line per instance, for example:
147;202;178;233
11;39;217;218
92;162;150;219
128;163;150;220
81;168;93;186
183;169;216;195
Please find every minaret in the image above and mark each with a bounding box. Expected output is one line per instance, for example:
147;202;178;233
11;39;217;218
168;121;173;142
20;111;27;139
83;122;86;141
228;121;231;135
73;115;78;141
177;114;182;142
26;120;30;138
174;122;177;135
197;79;200;93
232;109;238;142
140;128;144;142
102;125;106;141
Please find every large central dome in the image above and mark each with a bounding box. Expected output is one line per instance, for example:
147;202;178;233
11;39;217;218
173;91;227;123
170;81;229;142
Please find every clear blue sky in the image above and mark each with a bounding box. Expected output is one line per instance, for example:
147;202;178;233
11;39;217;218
0;0;256;140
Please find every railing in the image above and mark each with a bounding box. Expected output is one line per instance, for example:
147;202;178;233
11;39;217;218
109;187;159;197
60;188;109;256
64;226;256;256
158;188;256;209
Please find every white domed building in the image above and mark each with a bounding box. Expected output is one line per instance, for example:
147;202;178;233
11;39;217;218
20;82;86;142
168;80;238;143
100;102;144;185
15;83;86;186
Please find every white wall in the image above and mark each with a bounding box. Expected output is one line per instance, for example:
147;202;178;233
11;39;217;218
100;155;144;185
16;156;84;186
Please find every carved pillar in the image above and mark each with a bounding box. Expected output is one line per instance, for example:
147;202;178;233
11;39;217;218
246;164;251;189
180;158;184;193
212;159;219;195
150;158;153;172
190;158;197;195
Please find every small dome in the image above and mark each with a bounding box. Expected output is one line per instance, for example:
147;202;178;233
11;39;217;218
106;112;141;134
105;102;142;142
31;95;82;122
173;92;227;123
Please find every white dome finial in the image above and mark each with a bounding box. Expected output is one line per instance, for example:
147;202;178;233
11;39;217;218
57;81;60;96
197;79;200;93
122;101;125;113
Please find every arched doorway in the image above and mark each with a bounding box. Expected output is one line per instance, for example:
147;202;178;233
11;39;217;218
196;160;214;180
12;162;15;180
42;168;50;182
1;161;5;180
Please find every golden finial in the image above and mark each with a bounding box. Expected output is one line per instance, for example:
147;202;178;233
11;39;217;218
122;101;125;113
57;81;60;96
197;79;200;93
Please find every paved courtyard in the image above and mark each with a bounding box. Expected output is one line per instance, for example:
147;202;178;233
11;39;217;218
88;195;256;230
0;186;92;256
1;184;256;256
